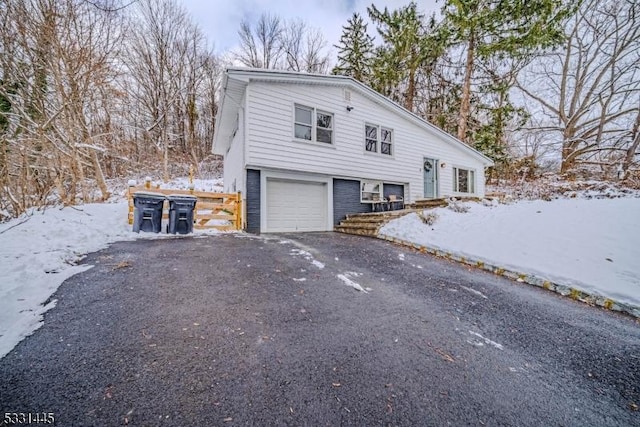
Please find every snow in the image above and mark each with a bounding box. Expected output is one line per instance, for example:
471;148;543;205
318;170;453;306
289;248;325;269
380;198;640;309
468;331;504;350
131;177;224;193
337;272;369;293
461;286;488;299
0;178;228;359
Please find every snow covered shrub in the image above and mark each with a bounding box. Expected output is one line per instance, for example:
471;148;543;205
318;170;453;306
417;211;438;225
447;200;470;213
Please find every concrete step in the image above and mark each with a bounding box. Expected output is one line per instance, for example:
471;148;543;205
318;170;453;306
334;226;378;237
410;198;448;209
336;222;379;230
341;216;392;223
345;209;412;220
336;208;413;237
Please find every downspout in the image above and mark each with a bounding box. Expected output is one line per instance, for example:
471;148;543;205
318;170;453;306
242;85;248;229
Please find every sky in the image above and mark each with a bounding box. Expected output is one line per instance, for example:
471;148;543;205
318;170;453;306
179;0;441;56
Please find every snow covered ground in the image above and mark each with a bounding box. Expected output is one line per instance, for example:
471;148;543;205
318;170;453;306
380;197;640;309
2;176;638;360
0;178;226;359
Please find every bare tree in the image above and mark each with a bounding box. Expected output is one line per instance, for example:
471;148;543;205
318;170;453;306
0;0;123;216
518;0;640;174
0;0;221;219
125;0;218;180
281;20;330;73
235;14;331;73
622;105;640;175
236;13;283;69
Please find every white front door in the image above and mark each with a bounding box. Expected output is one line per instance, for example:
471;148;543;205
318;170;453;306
266;179;328;232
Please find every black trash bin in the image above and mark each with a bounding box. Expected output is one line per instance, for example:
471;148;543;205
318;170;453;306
167;195;197;234
132;192;166;233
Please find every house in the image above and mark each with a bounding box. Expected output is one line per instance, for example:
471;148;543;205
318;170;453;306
212;68;494;233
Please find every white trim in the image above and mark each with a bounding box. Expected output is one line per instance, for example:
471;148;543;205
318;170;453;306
293;104;313;141
292;102;334;146
364;122;379;154
363;122;394;158
452;165;477;195
360;179;383;203
423;157;440;199
243;86;249;169
260;170;333;233
380;127;393;156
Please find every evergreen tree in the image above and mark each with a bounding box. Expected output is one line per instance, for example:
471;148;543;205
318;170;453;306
332;13;374;83
368;2;444;112
442;0;574;144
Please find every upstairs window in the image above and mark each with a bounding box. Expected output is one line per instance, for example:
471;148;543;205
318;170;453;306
365;124;392;156
316;111;333;143
294;105;313;140
294;104;333;144
381;128;392;155
365;125;377;152
453;167;475;194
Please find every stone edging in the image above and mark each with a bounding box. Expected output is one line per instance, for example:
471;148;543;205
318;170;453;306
378;234;640;319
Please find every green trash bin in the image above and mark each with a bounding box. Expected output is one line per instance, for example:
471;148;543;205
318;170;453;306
132;192;165;233
167;195;197;234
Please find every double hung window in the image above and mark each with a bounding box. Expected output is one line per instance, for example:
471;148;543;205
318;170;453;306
294;104;333;144
365;124;392;156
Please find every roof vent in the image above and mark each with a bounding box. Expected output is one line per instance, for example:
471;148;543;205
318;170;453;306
344;89;351;102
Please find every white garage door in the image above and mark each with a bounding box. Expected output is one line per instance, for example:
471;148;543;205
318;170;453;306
266;179;328;232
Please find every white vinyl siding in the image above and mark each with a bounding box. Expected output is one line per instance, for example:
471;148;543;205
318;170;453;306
245;82;487;201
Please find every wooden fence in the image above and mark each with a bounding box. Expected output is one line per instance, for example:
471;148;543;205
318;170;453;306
127;184;242;231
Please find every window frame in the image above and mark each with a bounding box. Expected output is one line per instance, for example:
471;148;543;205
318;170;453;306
364;123;393;156
293;103;334;145
315;109;334;144
365;124;378;153
294;104;313;141
453;167;476;194
360;179;383;203
380;127;393;155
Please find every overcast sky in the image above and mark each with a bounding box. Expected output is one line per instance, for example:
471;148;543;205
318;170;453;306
179;0;441;57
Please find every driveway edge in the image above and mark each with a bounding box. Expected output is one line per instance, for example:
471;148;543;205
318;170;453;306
378;234;640;319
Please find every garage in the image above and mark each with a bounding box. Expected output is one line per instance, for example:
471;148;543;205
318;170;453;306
266;179;328;232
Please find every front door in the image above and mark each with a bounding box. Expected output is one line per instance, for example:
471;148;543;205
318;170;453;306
423;157;438;198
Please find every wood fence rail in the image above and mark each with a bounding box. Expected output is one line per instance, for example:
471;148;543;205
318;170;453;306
127;184;242;231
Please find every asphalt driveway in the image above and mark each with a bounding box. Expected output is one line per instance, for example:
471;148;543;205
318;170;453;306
1;232;638;426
